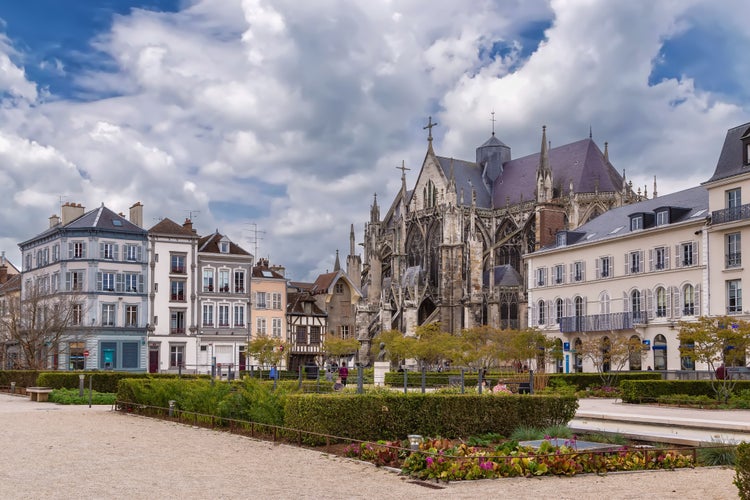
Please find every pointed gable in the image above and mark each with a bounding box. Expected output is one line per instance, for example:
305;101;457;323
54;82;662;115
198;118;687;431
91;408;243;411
149;218;198;237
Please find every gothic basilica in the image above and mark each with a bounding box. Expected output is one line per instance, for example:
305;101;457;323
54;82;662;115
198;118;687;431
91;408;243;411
351;119;640;360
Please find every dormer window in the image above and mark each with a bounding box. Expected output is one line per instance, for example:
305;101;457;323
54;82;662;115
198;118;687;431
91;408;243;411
556;232;567;247
656;210;669;226
630;215;643;231
743;127;750;165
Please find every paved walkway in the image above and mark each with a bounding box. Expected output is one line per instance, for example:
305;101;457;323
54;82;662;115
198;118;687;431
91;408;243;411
573;398;750;445
0;394;741;499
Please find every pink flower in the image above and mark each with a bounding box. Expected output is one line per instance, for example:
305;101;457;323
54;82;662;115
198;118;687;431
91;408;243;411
426;456;434;466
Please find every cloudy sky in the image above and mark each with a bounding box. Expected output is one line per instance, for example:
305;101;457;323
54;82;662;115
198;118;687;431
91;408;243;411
0;0;748;280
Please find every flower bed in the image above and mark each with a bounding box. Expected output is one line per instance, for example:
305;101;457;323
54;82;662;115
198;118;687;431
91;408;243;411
344;437;695;481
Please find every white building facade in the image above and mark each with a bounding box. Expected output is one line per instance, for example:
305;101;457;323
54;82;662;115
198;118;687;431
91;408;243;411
19;202;149;371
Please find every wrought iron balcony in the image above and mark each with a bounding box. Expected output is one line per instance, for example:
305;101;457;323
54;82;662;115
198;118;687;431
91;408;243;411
712;204;750;224
726;253;742;268
559;312;644;333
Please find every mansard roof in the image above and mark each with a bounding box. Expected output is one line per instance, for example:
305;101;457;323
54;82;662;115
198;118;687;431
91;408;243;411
148;218;198;237
535;185;708;252
705;122;750;183
491;138;622;207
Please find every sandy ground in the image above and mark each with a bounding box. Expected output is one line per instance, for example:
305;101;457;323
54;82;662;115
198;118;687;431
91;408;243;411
0;394;739;500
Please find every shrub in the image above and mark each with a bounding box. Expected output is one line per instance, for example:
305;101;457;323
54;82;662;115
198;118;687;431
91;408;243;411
548;372;661;391
697;437;737;466
541;424;573;439
49;388;116;405
620;380;750;404
509;425;543;441
735;441;750;500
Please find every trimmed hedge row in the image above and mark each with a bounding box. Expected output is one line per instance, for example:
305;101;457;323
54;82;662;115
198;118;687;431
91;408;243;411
283;393;578;444
548;372;662;390
37;372;208;393
620;380;750;403
0;370;40;389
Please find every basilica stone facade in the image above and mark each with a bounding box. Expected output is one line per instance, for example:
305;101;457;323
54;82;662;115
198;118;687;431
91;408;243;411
352;122;640;362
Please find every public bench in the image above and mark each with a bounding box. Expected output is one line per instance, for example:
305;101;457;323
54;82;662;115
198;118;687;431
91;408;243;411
26;387;53;402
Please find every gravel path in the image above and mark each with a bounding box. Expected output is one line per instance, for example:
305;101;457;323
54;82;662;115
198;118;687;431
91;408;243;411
0;395;738;499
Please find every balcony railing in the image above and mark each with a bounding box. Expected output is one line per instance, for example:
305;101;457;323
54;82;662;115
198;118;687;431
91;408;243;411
726;253;742;268
712;204;750;224
560;312;645;333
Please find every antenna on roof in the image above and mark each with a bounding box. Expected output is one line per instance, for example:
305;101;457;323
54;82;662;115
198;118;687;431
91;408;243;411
490;110;496;136
185;210;200;221
245;222;266;261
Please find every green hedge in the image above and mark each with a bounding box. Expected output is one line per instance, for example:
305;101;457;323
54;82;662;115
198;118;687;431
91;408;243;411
736;441;750;499
37;372;208;393
0;370;41;389
547;372;662;390
283;393;578;444
621;380;750;403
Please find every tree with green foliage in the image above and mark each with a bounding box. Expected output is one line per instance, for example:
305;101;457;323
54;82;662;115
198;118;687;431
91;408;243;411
577;331;646;387
455;325;506;370
678;316;750;403
373;329;416;368
246;335;286;368
499;328;555;372
321;333;359;362
412;323;460;370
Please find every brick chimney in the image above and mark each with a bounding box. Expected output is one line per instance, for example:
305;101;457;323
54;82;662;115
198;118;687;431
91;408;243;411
129;202;143;228
183;218;195;233
61;203;85;225
49;214;60;228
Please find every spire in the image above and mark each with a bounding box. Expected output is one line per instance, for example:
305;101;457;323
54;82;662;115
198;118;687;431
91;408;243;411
397;160;409;196
490;110;496;137
423;116;438;152
653;175;658;198
604;141;609;163
370;193;380;223
334;250;341;272
349;224;355;256
589;125;592;139
540;125;550;173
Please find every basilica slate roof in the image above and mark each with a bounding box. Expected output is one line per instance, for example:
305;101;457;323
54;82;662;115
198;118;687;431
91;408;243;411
491;139;623;208
483;264;523;287
535;185;708;252
435;156;493;208
704;122;750;183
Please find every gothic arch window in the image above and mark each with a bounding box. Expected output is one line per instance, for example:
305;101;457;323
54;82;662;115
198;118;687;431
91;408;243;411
405;229;425;268
424;180;437;208
426;223;442;288
494;220;522;273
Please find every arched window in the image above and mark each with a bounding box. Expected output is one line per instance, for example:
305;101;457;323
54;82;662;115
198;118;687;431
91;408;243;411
555;298;563;324
574;337;583;373
629;334;642;370
656;287;667;317
538;300;546;325
553;338;564;373
631;289;642;323
654;334;667;370
424;180;437;208
683;284;695;316
680;338;695;370
575;296;584;316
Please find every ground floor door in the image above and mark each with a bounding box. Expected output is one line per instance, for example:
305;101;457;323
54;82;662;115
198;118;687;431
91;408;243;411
149;349;159;373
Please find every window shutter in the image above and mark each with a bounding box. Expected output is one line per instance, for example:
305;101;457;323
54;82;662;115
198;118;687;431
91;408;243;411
565;298;572;317
138;274;144;293
137;246;143;262
665;247;670;269
65;272;71;291
671;286;680;318
81;244;86;258
648;249;654;271
624;253;629;275
639;251;645;272
531;303;537;326
595;258;601;279
116;273;124;292
695;284;701;315
693;241;699;265
665;288;672;318
582;296;588;316
68;243;74;259
569;263;574;283
252;292;257;306
674;245;681;268
623;292;630;314
265;292;271;306
96;272;103;291
581;262;586;281
114;244;119;261
99;243;104;258
646;288;654;320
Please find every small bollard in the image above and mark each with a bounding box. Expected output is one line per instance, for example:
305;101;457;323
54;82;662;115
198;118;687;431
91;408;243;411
168;400;176;418
10;381;16;394
79;374;85;398
407;434;423;451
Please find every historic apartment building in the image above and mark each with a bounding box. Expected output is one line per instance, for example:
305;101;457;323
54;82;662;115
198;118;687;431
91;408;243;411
18;202;149;371
526;121;750;373
147;217;200;373
250;257;287;368
355;121;638;361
